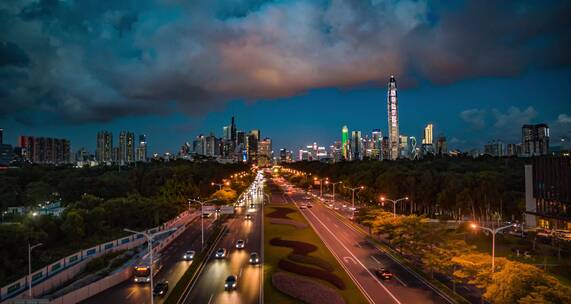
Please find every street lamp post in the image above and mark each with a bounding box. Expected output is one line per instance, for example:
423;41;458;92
471;223;516;273
28;242;43;299
380;196;409;217
330;181;343;203
211;181;229;191
344;186;364;209
189;198;216;249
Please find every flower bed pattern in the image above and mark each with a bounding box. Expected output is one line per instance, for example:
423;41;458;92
267;207;297;220
272;272;346;304
269;218;308;229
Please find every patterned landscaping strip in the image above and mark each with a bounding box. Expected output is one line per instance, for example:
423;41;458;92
267;207;297;220
287;254;334;272
271;272;346;304
268;218;308;228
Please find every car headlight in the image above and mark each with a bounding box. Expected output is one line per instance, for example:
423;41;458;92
225;283;228;287
256;258;259;262
160;291;164;294
134;278;139;282
232;283;236;287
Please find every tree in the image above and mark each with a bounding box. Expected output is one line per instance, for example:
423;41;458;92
518;284;571;304
60;211;85;242
211;188;237;204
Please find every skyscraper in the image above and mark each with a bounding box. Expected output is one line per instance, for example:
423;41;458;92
230;116;237;143
96;131;113;162
342;125;349;160
436;135;447;156
351;130;362;160
399;135;409;158
387;76;399;160
422;124;433;145
258;138;272;166
0;128;3;144
136;134;147;162
522;124;550;156
119;131;135;163
18;136;70;164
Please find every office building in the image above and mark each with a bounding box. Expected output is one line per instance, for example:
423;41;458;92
230;116;237;144
96;131;113;162
399;135;409;158
136;134;148;162
205;133;220;157
0;143;12;166
387;76;399;160
247;131;260;163
381;136;390;160
18;136;70;164
525;156;571;230
422;124;433;145
371;129;382;160
342;125;349;160
0;128;3;144
258;138;272;166
351;131;362;160
436;135;447;156
193;135;206;155
522;124;550;156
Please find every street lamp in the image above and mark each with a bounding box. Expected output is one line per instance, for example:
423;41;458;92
471;223;516;273
313;177;328;198
380;196;409;217
211;182;226;191
28;242;43;299
189;198;216;249
329;181;343;203
344;185;364;210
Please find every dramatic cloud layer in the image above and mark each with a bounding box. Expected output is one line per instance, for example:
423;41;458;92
1;0;570;125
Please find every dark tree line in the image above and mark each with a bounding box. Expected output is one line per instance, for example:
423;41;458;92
0;160;251;285
284;157;527;222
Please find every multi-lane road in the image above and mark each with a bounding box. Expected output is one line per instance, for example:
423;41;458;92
179;173;265;304
82;214;216;304
275;178;456;304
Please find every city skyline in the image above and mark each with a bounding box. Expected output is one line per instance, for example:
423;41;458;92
1;0;571;154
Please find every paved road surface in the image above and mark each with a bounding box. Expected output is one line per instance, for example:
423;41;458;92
275;178;454;304
82;214;215;304
180;177;264;304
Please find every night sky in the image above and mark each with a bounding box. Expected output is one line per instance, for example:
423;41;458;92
1;0;571;154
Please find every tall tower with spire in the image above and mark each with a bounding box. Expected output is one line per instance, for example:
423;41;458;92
341;125;349;160
387;76;399;160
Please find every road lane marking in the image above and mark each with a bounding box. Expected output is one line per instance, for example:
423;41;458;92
343;256;357;264
304;206;402;304
239;266;243;277
371;256;381;264
207;293;214;304
126;289;135;299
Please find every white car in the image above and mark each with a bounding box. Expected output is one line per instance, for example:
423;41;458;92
215;248;227;259
235;240;245;249
182;250;195;260
299;204;307;209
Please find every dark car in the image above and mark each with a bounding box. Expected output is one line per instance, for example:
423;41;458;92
375;268;393;280
245;214;252;220
153;281;169;296
215;248;227;259
249;252;260;264
224;275;238;290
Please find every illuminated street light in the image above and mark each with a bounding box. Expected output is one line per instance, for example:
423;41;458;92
380;196;409;217
344;185;364;210
313;177;328;198
329;181;343;204
189;198;216;248
471;223;516;273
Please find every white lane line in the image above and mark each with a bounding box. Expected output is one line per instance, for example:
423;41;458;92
239;266;243;278
207;293;214;304
125;289;135;299
371;256;381;264
304;207;402;304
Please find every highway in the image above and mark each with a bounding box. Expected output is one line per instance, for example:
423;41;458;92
180;173;264;304
82;214;216;304
276;178;455;304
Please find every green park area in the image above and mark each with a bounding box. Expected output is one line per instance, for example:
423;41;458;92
263;189;367;304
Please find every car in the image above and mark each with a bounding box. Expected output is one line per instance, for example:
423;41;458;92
307;203;313;208
224;275;238;290
250;203;255;208
236;239;245;249
245;214;252;220
374;268;393;280
215;248;227;259
153;281;169;296
249;252;260;264
182;250;195;260
202;213;211;218
299;204;307;209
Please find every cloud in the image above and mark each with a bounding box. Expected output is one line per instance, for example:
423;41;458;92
558;114;571;123
493;106;537;128
460;108;486;129
1;0;571;125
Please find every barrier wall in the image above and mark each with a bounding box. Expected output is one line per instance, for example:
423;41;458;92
0;210;194;303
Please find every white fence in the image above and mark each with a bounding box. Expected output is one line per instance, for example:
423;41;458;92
1;210;194;303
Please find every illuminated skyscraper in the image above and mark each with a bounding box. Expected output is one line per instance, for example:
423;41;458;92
422;124;433;145
341;125;349;160
351;131;362;160
387;76;399;160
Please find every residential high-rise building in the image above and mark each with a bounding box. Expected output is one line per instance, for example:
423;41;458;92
279;149;288;163
96;131;113;162
331;141;343;162
381;136;390;160
258;138;272;166
371;129;382;160
522;124;550;156
422;124;433;145
351;131;362;160
19;136;70;164
118;131;135;163
223;126;230;141
387;76;399;160
205;133;220;157
0;128;3;144
136;134;147;162
193;135;206;155
342;125;349;160
484;140;504;157
247;131;260;163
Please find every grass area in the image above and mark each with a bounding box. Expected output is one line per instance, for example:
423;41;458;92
264;201;368;304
